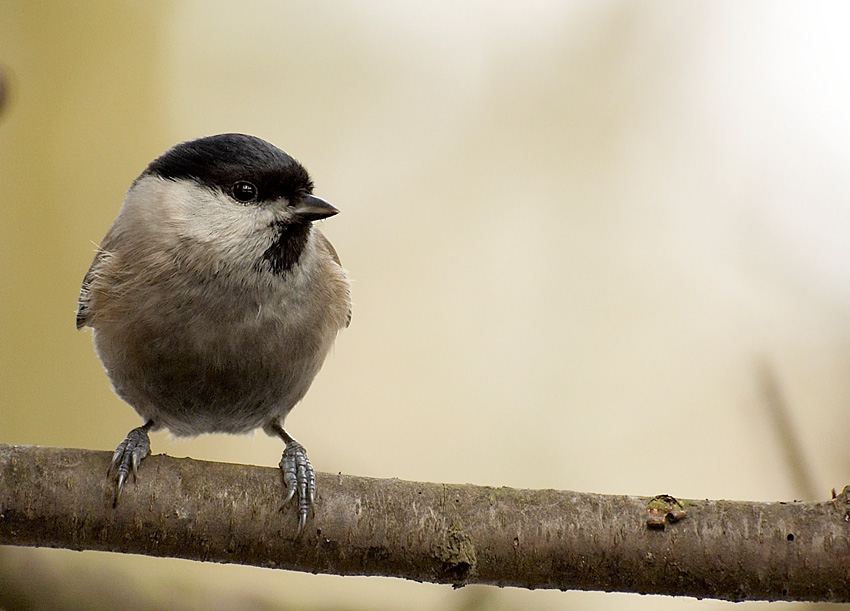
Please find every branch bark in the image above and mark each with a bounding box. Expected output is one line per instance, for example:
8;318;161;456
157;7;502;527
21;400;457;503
1;443;848;602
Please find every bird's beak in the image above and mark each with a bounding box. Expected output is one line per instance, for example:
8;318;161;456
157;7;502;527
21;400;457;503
292;194;339;221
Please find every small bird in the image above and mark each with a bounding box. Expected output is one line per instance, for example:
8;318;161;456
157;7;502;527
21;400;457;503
77;134;351;529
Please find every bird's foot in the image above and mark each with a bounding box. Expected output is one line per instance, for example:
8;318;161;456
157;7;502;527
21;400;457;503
280;440;316;531
107;422;152;506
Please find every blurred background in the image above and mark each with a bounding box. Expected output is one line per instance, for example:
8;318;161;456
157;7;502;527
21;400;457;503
2;1;850;609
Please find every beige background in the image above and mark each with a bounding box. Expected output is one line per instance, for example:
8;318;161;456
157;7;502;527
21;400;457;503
2;2;850;609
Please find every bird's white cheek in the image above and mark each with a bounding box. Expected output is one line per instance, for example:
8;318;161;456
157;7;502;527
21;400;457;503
163;182;276;262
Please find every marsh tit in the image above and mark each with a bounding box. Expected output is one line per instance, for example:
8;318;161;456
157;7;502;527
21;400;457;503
77;134;351;529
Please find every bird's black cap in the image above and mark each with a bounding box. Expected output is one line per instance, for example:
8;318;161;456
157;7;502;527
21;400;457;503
142;133;314;203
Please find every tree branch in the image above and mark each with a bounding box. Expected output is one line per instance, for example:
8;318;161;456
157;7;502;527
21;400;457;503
1;443;848;602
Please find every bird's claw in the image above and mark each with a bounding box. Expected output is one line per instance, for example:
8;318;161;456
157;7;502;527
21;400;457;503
280;440;316;531
107;425;151;506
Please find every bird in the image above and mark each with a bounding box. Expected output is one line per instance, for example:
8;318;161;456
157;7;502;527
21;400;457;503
76;133;351;529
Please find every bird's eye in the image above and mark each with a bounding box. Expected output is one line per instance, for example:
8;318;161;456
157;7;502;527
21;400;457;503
231;181;258;203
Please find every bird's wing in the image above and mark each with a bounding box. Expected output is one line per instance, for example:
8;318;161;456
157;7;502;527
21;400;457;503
315;231;352;328
76;251;105;329
76;226;118;330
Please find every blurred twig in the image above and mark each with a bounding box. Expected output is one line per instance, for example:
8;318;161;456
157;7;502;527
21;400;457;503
758;360;818;500
1;443;849;602
0;66;7;116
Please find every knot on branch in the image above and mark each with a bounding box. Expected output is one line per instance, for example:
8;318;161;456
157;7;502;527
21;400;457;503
646;494;687;529
434;520;477;586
